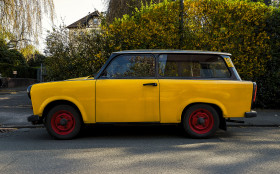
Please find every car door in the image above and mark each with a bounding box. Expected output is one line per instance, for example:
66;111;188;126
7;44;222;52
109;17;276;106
96;54;159;122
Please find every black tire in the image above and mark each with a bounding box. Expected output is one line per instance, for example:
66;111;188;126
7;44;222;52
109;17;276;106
182;104;220;138
45;105;82;140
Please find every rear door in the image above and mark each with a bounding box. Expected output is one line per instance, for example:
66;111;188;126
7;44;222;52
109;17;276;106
158;54;232;123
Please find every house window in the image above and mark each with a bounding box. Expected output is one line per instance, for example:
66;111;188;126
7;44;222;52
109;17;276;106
93;18;98;25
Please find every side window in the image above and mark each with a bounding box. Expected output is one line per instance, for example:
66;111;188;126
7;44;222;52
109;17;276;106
102;54;155;79
159;54;230;78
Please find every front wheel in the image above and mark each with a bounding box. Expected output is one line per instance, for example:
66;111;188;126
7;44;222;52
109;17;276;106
182;104;220;138
45;105;82;140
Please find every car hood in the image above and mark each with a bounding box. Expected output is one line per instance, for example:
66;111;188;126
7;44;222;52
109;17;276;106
30;76;94;88
67;76;94;81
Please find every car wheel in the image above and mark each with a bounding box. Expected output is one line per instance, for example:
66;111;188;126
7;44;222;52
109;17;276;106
45;105;82;140
182;104;219;138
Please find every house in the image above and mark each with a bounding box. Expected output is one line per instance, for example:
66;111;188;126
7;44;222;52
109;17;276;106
66;11;101;35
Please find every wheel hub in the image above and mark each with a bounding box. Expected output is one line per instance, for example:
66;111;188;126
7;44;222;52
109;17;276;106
189;108;214;134
51;110;76;135
197;117;205;125
60;118;68;126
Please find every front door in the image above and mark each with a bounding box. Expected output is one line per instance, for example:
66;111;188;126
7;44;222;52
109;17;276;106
96;54;159;122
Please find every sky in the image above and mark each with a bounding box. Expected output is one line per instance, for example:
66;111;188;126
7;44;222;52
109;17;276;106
52;0;106;27
40;0;106;52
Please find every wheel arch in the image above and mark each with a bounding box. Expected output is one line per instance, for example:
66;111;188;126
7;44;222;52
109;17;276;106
181;102;227;131
42;100;84;124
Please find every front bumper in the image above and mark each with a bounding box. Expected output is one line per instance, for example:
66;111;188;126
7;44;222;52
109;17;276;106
245;111;257;118
27;115;43;125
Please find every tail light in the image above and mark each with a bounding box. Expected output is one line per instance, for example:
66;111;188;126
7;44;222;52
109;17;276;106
252;82;257;108
253;84;257;102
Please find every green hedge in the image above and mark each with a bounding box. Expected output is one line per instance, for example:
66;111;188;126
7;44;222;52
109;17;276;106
0;62;37;78
255;8;280;108
106;0;272;80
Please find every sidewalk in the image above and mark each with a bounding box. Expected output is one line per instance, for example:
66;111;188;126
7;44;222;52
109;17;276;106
0;86;28;95
227;109;280;127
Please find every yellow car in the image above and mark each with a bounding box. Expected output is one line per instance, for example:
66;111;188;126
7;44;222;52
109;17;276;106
27;50;257;139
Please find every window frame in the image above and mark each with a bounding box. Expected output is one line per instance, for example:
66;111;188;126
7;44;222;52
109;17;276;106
156;53;232;80
98;53;157;79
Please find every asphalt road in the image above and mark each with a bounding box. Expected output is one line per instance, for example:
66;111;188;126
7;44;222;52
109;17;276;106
0;90;32;126
0;126;280;173
1;88;280;173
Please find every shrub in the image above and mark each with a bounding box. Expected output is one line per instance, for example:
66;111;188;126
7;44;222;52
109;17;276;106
105;0;272;80
0;62;37;78
45;26;112;81
256;8;280;108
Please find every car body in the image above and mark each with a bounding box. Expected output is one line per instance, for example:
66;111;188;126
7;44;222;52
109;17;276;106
27;50;257;139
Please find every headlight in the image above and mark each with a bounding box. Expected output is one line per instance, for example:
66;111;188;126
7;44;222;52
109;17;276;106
27;85;32;99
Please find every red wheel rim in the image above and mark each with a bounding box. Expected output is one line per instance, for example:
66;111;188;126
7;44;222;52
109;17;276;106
188;108;214;134
51;110;76;135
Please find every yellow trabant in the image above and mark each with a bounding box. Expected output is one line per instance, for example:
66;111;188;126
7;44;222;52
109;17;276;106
27;50;257;139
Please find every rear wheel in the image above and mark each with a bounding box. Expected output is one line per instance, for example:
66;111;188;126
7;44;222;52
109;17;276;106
182;104;219;138
45;105;82;140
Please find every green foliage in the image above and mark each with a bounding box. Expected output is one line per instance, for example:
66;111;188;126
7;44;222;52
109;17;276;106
26;53;45;67
106;0;180;50
106;0;164;23
0;62;37;78
183;0;271;80
45;26;112;81
0;31;36;78
0;38;26;67
105;0;272;80
255;7;280;108
20;44;45;67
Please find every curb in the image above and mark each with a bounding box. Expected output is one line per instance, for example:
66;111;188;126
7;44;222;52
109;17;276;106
0;125;44;129
228;125;280;127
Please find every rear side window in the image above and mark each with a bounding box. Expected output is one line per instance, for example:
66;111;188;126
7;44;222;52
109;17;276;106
158;54;230;78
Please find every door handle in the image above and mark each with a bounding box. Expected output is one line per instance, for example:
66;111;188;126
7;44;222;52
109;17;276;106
143;83;157;86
